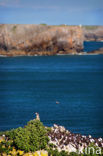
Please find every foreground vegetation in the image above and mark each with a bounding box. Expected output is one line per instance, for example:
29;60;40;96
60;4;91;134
0;119;103;156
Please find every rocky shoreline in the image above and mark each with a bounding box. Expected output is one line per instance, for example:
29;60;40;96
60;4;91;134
0;119;103;155
0;48;103;57
0;24;103;57
48;124;103;154
0;24;84;56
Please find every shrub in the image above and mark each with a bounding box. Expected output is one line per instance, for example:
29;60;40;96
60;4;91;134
0;140;13;154
69;152;79;156
6;120;49;152
12;25;17;32
40;23;47;26
48;149;69;156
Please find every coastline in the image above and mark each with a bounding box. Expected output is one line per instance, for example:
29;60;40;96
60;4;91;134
0;49;103;57
0;25;103;57
0;119;103;156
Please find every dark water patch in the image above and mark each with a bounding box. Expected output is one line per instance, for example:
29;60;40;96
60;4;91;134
84;41;103;52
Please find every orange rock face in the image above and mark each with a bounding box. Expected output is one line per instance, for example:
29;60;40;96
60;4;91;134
0;24;84;56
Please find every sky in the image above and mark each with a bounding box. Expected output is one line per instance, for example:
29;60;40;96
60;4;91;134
0;0;103;25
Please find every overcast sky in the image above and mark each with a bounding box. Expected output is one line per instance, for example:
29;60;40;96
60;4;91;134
0;0;103;25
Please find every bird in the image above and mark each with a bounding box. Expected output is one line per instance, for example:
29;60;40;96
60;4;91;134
56;101;60;104
35;112;40;121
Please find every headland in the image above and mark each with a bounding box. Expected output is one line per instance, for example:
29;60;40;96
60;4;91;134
0;24;103;57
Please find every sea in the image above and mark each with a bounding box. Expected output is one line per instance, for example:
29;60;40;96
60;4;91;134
0;41;103;138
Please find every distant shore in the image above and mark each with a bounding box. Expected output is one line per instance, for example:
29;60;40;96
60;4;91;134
0;49;103;57
0;24;103;57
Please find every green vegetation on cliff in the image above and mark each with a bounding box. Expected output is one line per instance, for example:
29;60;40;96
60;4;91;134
1;120;49;153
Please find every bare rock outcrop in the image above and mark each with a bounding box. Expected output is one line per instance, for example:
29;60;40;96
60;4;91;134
83;26;103;41
0;24;84;56
48;124;103;154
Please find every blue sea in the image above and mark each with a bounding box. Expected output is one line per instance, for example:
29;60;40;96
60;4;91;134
84;41;103;52
0;42;103;138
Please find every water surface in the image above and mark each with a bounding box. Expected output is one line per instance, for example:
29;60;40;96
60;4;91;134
0;55;103;138
84;41;103;52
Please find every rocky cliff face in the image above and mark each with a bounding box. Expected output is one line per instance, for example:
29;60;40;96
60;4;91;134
83;26;103;41
0;24;84;56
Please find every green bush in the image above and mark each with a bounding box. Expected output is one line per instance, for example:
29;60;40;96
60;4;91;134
40;23;47;26
12;25;17;32
69;152;79;156
0;130;10;136
6;120;49;152
0;140;13;154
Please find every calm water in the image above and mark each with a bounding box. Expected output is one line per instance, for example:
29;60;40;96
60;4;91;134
84;41;103;52
0;43;103;138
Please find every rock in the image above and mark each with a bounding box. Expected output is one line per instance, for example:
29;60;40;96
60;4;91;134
48;124;103;154
66;144;77;153
54;124;59;129
59;126;66;132
83;26;103;41
0;24;84;56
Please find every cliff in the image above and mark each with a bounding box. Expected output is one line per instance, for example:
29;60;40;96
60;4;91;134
83;26;103;41
0;24;84;56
